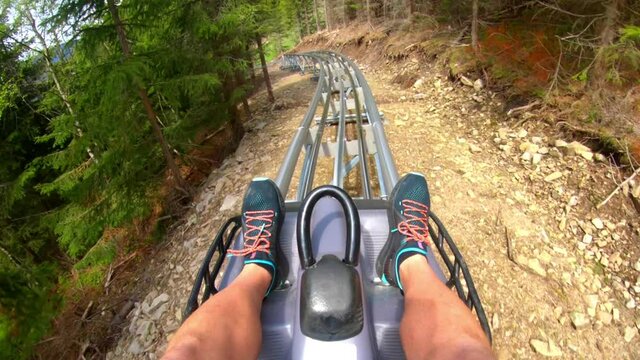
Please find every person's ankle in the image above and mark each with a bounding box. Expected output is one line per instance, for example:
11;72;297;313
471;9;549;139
398;254;429;290
241;263;273;285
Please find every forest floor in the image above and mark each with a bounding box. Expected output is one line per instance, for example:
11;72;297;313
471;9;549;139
105;30;640;359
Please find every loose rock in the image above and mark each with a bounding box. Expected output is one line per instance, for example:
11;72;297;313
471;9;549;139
473;79;484;91
220;195;239;211
570;312;590;329
468;143;482;154
517;129;528;138
127;338;144;355
554;139;568;148
527;258;547;277
530;339;563;357
591;218;604;230
544;171;563;182
532;153;542;165
460;75;474;87
566;141;591;157
596;311;612;325
624;326;637;342
595;153;607;162
625;298;636;309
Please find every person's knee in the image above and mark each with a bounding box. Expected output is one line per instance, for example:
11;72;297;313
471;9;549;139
429;337;495;360
162;334;202;360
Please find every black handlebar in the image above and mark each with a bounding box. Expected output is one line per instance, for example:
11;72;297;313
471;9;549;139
297;185;360;268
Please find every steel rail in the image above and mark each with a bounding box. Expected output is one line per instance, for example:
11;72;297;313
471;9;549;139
297;51;397;196
298;59;334;199
333;63;347;188
274;56;326;197
328;52;372;199
331;52;399;192
277;51;399;199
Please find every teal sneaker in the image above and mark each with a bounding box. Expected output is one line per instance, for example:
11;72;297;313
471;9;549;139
228;178;288;296
376;173;431;291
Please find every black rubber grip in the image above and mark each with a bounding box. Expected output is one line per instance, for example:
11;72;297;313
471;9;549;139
297;185;361;268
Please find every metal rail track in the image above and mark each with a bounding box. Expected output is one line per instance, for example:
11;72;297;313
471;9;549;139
275;51;492;341
184;52;491;348
276;51;398;200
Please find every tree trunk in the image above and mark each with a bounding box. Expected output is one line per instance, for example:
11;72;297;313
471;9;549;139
26;11;73;116
223;77;245;145
600;0;622;46
366;0;371;24
592;0;624;86
249;58;257;86
24;9;98;161
324;0;331;30
303;2;311;36
406;0;414;17
383;0;387;19
106;0;189;193
313;0;321;32
235;71;252;121
255;35;275;103
341;0;346;26
471;0;479;53
246;44;257;87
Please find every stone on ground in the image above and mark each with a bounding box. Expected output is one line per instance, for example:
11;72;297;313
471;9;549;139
530;338;563;357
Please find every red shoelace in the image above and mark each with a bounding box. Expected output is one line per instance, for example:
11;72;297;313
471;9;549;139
228;210;275;257
397;199;430;245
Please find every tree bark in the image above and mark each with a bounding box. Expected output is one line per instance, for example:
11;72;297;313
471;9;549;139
313;0;321;32
235;71;252;121
25;11;73;116
248;57;257;86
255;35;275;103
600;0;622;46
224;78;245;145
592;0;624;86
106;0;189;193
471;0;479;53
246;44;257;87
383;0;387;19
324;0;331;30
24;9;97;161
302;2;311;36
406;0;414;17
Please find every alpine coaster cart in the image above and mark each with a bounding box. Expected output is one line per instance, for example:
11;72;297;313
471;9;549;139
184;51;491;359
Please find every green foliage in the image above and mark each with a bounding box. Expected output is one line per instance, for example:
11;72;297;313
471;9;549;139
595;25;640;86
0;0;309;356
0;81;18;115
620;25;640;43
0;263;61;359
573;68;589;82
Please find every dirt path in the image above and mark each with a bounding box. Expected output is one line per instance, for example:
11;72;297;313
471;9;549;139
108;58;640;359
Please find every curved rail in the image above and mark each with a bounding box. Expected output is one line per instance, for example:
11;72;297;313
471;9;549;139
277;51;492;343
275;51;399;199
184;52;492;345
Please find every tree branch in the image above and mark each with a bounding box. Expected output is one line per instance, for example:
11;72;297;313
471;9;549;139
535;1;604;18
597;167;640;208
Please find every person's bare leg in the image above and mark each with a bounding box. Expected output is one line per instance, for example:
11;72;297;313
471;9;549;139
162;264;270;360
399;255;494;360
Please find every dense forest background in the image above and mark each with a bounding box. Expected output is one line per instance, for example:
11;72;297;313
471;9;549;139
0;0;638;358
